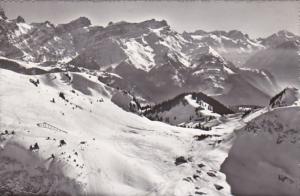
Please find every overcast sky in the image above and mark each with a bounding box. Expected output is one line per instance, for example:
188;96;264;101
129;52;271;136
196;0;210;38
1;1;298;38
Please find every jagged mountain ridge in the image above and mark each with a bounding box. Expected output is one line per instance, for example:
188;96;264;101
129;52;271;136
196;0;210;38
183;29;264;66
0;11;281;106
258;30;300;48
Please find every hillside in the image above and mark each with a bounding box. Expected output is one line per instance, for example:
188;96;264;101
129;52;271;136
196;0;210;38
0;68;238;196
144;92;233;128
222;88;300;196
222;106;300;196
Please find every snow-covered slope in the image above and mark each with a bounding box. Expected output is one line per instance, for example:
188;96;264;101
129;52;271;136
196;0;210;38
68;19;189;72
144;92;233;128
222;89;300;196
0;68;235;196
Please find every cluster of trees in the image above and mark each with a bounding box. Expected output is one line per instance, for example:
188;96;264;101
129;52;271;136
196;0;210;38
144;93;188;115
59;92;66;100
195;123;212;131
29;142;39;151
147;114;163;122
64;73;72;81
129;96;142;113
59;139;67;147
1;130;14;135
29;78;40;87
147;114;174;124
96;98;104;102
191;92;233;114
144;92;233;119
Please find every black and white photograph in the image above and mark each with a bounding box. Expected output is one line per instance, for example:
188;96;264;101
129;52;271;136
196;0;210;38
0;0;299;195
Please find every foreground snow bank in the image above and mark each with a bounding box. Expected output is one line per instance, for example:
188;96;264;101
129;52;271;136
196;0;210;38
0;141;82;195
222;106;300;196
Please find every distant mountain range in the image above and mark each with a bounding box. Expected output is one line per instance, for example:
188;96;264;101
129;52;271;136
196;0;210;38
0;11;298;107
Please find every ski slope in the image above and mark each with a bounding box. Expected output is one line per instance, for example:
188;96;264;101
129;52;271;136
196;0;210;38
0;69;239;196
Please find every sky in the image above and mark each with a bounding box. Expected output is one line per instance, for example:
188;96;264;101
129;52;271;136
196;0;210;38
1;1;299;38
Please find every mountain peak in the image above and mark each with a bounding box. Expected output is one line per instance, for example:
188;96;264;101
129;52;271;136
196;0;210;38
16;16;25;23
192;29;207;35
259;30;299;48
139;19;169;29
269;87;300;108
107;19;169;30
55;16;91;33
228;30;246;38
68;16;91;28
276;30;296;38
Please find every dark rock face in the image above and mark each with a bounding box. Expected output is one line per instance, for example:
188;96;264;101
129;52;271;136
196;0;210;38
175;156;188;166
57;17;91;33
269;87;299;108
16;16;25;23
259;30;299;48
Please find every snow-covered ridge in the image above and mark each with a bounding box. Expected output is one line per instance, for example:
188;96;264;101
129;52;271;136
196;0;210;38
144;92;232;128
221;87;300;196
269;87;300;108
222;106;300;196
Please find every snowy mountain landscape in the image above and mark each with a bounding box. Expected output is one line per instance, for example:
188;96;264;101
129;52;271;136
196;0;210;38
0;5;299;196
0;11;282;106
